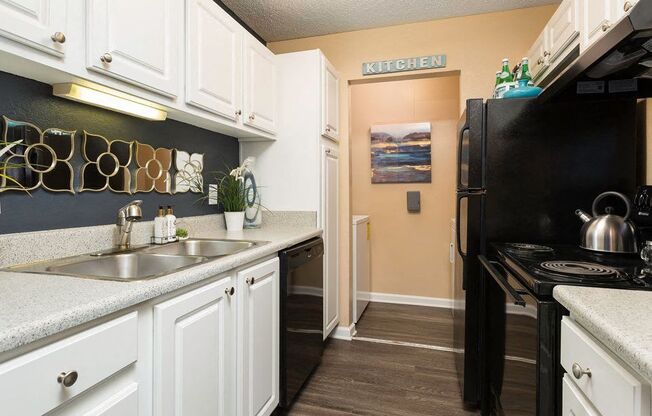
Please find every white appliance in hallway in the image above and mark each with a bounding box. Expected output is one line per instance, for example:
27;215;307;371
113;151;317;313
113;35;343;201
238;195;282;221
353;215;370;323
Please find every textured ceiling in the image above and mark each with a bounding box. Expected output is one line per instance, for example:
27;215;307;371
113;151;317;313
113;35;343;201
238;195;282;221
220;0;561;42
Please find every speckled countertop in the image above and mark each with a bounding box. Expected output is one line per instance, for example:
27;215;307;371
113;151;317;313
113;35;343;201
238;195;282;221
0;224;320;354
553;286;652;382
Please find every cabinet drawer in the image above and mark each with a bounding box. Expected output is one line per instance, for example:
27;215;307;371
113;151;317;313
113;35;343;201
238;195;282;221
562;375;600;416
0;312;138;416
561;317;650;416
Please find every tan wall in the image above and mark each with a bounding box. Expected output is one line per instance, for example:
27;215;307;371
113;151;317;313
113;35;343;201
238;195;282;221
351;75;459;298
269;5;557;324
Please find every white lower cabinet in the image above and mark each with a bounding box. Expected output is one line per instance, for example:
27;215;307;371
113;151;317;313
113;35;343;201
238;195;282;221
563;375;600;416
153;256;279;416
0;312;138;416
153;276;237;416
561;316;651;416
237;257;280;416
0;256;282;416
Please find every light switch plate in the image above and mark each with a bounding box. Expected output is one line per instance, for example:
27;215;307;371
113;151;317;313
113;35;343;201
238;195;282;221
208;184;218;205
407;191;420;213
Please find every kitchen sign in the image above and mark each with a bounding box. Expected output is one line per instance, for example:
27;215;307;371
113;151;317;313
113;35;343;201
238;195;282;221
362;55;446;76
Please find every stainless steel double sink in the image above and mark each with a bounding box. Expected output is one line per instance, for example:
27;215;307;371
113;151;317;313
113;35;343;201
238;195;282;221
6;239;267;282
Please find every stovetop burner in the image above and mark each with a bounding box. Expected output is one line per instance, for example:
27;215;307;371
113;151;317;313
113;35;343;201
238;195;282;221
538;261;621;278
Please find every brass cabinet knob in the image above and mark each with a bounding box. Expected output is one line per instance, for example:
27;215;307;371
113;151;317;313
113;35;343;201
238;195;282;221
100;53;113;63
326;127;331;132
543;50;551;58
537;56;544;65
57;371;78;387
624;1;634;12
225;287;235;296
51;32;66;43
602;21;611;32
246;277;255;285
571;363;592;379
249;114;255;121
235;110;242;116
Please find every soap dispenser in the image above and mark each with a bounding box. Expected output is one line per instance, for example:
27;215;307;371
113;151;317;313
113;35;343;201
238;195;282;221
165;205;177;242
154;206;166;244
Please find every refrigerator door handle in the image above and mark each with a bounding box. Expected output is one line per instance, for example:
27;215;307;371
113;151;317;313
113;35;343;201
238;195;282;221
457;126;469;190
455;193;466;260
478;255;527;307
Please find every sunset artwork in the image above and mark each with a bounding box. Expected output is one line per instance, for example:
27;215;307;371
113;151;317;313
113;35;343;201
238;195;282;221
370;122;432;183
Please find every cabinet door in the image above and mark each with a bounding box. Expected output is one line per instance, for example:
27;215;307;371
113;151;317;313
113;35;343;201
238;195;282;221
0;0;67;56
528;30;549;83
79;383;139;416
612;0;638;21
548;0;579;65
86;0;181;97
153;277;236;416
562;376;601;416
237;258;279;416
321;145;339;338
186;0;242;121
321;55;339;142
580;0;612;52
243;34;277;134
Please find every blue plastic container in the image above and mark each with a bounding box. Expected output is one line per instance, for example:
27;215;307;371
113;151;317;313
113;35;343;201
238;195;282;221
502;79;542;99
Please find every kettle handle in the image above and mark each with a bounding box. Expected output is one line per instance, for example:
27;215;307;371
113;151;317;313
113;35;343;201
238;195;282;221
592;191;632;220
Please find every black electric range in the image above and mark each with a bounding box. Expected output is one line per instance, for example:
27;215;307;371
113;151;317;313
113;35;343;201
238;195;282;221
492;242;652;297
483;243;652;416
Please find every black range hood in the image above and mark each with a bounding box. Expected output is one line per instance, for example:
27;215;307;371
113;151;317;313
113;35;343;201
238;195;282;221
539;0;652;101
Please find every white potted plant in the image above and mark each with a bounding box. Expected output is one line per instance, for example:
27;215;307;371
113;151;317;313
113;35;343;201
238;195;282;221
218;162;249;231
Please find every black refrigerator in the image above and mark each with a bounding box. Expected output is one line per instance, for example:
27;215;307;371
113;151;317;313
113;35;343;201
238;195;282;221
453;97;637;411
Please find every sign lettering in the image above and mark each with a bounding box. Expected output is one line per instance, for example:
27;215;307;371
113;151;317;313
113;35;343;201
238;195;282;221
362;54;446;76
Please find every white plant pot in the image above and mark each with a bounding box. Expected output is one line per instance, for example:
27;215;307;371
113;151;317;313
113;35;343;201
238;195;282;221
224;211;245;231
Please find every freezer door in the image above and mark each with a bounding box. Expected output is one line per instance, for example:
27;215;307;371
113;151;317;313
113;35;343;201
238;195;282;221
457;99;485;191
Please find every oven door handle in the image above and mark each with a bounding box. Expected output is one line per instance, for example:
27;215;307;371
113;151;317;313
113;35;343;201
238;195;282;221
478;255;527;307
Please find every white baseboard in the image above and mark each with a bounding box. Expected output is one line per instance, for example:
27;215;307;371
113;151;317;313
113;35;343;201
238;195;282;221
367;292;454;309
329;323;357;341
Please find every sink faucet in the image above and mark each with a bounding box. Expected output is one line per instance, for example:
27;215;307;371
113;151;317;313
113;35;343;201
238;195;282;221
116;200;143;249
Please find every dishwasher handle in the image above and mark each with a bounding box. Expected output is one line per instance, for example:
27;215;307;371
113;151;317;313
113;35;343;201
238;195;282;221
478;255;526;307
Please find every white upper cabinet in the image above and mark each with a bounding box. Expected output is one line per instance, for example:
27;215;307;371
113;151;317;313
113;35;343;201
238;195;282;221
243;33;278;135
237;258;279;416
0;0;68;56
613;0;639;21
321;54;339;142
548;0;580;65
86;0;181;98
527;30;549;82
186;0;242;121
153;277;237;416
579;0;613;52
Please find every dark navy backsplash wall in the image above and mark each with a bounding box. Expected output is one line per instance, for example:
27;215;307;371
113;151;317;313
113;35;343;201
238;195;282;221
0;71;238;234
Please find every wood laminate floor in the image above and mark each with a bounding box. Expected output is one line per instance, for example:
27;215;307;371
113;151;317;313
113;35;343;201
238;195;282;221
285;302;478;415
355;302;455;348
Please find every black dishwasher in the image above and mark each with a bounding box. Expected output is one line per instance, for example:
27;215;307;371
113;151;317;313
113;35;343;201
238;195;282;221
279;237;324;408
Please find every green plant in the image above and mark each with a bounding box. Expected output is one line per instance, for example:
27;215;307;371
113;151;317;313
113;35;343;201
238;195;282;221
176;228;189;238
217;169;246;212
0;140;26;191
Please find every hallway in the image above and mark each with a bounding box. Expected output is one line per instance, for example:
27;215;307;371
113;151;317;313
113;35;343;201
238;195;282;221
286;303;477;416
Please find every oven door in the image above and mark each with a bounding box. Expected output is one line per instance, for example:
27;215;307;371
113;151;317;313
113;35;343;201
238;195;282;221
479;255;558;416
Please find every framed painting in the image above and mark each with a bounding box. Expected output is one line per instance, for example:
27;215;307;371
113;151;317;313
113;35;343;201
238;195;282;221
370;122;431;183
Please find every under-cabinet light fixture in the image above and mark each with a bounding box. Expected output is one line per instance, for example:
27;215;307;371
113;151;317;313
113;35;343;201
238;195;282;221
52;83;167;121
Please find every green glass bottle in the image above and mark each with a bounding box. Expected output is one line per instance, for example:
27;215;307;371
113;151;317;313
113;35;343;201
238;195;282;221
495;71;502;86
499;58;513;84
518;57;533;85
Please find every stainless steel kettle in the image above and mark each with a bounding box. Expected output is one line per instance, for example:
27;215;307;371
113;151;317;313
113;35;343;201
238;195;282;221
575;191;639;254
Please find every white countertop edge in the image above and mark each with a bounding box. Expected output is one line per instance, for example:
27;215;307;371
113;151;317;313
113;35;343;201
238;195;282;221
553;285;652;383
0;227;321;354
